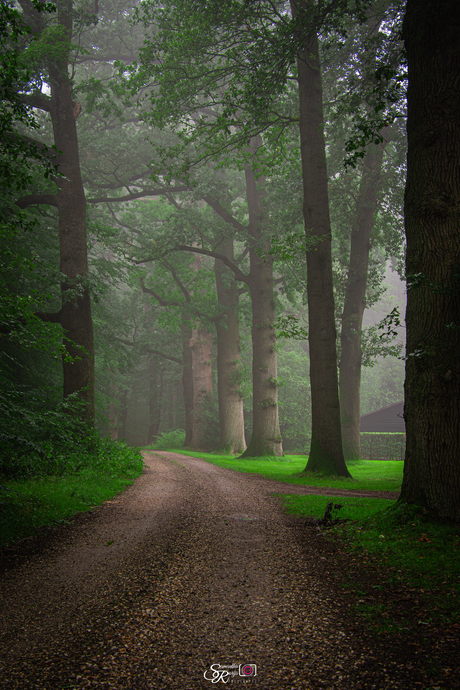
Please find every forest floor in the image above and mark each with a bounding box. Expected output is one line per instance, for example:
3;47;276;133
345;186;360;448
0;451;458;690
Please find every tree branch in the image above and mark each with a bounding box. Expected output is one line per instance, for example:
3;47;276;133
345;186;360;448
162;260;191;304
34;310;62;324
174;245;250;284
145;347;182;365
140;277;184;307
87;186;190;204
113;336;182;364
135;245;250;285
5;131;58;162
19;92;52;112
16;194;59;208
203;195;247;234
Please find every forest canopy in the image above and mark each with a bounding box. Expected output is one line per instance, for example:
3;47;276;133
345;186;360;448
1;0;459;520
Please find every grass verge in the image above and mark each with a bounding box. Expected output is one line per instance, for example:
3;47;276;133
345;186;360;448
0;443;143;548
144;448;402;493
280;493;460;635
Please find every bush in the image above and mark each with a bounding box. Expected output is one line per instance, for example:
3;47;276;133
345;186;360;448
151;428;186;449
360;433;405;461
0;383;143;479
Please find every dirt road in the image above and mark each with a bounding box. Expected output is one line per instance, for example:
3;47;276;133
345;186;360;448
0;452;455;689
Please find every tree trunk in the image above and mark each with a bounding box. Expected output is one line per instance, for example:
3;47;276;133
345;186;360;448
400;0;460;521
291;0;350;476
147;357;162;444
119;389;128;440
181;314;194;446
339;139;386;461
49;0;95;423
240;141;283;457
215;240;246;454
107;373;118;441
189;323;213;450
168;381;180;430
187;252;214;450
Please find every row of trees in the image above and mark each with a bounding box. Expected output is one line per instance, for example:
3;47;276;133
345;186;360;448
1;0;459;519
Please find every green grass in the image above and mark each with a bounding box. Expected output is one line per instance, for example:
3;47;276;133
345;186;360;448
280;493;395;521
279;492;460;633
147;448;403;492
0;444;143;548
279;493;460;590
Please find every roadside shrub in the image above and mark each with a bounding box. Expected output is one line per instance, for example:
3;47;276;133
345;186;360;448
0;383;143;479
360;432;405;461
152;428;186;449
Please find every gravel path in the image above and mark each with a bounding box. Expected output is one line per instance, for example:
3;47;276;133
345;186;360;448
0;452;457;689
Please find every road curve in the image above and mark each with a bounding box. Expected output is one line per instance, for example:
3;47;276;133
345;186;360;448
0;452;435;689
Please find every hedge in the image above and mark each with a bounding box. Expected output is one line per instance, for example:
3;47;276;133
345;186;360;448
360;433;405;461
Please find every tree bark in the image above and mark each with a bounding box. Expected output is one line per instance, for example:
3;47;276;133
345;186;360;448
187;253;214;450
189;323;213;450
291;0;350;476
48;0;95;423
147;357;162;444
400;0;460;521
339;139;386;461
181;314;194;447
107;372;119;441
240;140;283;457
214;240;246;454
119;389;128;440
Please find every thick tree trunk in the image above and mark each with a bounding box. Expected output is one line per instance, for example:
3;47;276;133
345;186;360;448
168;382;180;430
291;0;350;476
400;0;460;521
187;253;214;450
240;143;282;458
119;389;128;440
107;373;118;441
339;140;386;461
147;357;162;444
189;324;213;450
48;1;95;423
215;241;246;454
181;315;194;446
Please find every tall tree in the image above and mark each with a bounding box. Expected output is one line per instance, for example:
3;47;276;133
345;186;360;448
339;136;387;461
172;150;284;456
15;0;95;422
127;0;378;469
214;240;247;454
400;0;460;521
291;0;350;476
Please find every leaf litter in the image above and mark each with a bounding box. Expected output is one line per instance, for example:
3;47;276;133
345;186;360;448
0;451;458;689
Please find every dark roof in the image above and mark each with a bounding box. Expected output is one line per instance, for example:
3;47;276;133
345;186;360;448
360;401;405;433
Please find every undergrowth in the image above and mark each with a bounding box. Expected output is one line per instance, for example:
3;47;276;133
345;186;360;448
0;439;143;548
